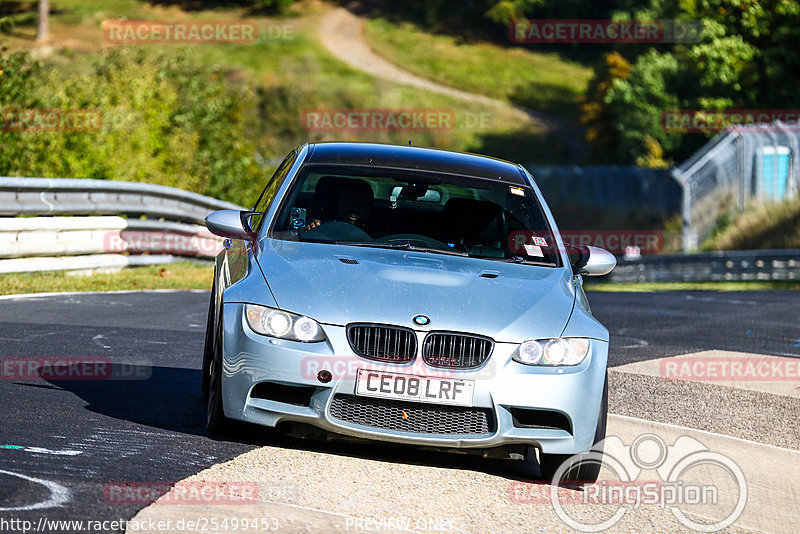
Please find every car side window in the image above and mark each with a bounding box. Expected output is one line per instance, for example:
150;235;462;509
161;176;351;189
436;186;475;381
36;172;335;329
249;151;297;232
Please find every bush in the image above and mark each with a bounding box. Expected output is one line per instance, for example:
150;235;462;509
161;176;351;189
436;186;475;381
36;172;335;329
702;199;800;251
595;50;684;167
0;47;264;206
252;0;297;14
0;46;41;169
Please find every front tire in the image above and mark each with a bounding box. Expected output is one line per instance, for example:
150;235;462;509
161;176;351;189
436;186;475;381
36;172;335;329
207;310;234;436
201;280;216;396
539;373;608;484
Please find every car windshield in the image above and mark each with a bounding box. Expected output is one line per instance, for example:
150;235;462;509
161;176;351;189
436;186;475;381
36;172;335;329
269;164;561;266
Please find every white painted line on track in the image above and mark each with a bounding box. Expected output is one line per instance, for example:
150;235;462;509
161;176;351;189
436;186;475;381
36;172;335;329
0;469;71;511
1;444;83;456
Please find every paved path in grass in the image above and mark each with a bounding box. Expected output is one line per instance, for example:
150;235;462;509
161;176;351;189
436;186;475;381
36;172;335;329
316;7;588;164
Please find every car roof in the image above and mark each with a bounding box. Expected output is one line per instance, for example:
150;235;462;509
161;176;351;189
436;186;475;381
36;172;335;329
304;142;528;186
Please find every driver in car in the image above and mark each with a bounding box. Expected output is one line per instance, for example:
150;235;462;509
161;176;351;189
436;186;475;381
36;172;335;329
305;177;373;231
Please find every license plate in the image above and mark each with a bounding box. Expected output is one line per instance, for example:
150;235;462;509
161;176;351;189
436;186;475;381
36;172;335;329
355;369;474;407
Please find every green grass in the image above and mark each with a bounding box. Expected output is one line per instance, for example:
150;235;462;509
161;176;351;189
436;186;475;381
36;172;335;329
0;261;213;295
8;265;792;296
181;31;567;164
702;199;800;251
585;280;800;292
363;18;593;121
3;1;570;175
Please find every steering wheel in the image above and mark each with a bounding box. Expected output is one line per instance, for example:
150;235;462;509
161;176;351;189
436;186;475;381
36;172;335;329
304;221;373;242
378;234;453;251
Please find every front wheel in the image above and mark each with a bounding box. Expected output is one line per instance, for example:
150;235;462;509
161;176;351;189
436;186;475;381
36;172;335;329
539;373;608;484
201;280;216;396
207;312;234;436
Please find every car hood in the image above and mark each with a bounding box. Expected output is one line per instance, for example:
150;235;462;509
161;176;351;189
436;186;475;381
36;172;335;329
256;239;576;343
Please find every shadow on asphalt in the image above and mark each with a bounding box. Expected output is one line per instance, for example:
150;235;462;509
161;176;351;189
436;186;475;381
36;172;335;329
41;365;210;437
33;364;550;483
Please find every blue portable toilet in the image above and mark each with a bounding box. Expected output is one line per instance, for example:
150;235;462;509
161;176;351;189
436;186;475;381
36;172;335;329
756;146;791;201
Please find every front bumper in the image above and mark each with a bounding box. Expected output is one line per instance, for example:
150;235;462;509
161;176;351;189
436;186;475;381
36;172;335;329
221;303;608;455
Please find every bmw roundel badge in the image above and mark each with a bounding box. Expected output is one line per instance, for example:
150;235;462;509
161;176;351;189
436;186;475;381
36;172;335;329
412;314;431;326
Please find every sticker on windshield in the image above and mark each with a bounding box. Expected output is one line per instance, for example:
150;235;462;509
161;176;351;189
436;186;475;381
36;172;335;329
523;244;544;257
509;186;525;196
532;236;547;246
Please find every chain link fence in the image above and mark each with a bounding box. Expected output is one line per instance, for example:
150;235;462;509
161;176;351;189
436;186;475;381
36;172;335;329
672;123;800;251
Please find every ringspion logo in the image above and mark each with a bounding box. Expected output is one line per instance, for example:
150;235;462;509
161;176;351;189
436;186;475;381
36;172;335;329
511;433;747;532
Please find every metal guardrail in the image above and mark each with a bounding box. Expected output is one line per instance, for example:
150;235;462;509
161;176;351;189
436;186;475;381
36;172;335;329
0;177;243;273
2;178;797;283
609;249;800;283
0;177;241;225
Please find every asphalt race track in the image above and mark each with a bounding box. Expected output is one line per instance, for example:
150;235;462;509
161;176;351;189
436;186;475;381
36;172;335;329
588;290;800;365
0;292;253;530
0;290;798;532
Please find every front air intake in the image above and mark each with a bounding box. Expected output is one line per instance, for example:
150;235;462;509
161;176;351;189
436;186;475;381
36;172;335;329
250;382;316;407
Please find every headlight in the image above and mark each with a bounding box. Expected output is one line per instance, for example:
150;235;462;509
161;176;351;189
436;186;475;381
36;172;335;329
517;340;544;365
513;338;590;366
245;304;326;342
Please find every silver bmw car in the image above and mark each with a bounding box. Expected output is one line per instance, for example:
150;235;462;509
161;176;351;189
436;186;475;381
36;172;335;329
203;142;616;481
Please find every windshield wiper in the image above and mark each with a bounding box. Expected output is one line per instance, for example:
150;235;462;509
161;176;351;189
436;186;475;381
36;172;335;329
504;256;558;267
335;241;468;257
411;246;469;257
336;241;407;249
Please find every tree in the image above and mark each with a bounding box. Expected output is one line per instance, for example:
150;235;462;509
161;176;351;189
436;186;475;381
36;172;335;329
581;52;632;163
604;50;682;166
36;0;48;43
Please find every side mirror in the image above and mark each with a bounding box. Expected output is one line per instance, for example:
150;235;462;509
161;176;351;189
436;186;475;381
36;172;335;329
205;210;255;240
567;244;616;276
